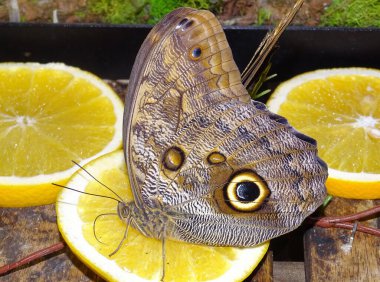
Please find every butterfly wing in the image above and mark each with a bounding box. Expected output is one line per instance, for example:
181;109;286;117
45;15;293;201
123;8;327;246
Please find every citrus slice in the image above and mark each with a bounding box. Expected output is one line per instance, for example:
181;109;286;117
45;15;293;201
56;150;269;282
0;63;123;207
268;68;380;199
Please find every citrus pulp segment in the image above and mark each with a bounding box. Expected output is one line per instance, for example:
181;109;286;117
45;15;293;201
268;68;380;199
0;63;124;206
56;150;269;282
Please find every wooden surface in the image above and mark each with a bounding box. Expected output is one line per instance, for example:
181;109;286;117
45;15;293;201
1;198;379;281
0;205;103;282
304;198;380;282
0;204;273;281
273;261;305;282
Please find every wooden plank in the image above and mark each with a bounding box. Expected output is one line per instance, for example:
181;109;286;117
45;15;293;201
0;205;272;281
0;205;101;281
273;261;305;282
304;198;380;281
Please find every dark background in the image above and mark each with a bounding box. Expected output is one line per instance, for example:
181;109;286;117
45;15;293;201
1;23;380;81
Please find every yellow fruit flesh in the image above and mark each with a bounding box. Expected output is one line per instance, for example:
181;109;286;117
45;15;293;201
78;166;252;281
0;67;117;176
277;75;380;174
0;63;123;207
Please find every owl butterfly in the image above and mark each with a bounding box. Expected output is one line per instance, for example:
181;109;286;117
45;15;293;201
121;6;328;247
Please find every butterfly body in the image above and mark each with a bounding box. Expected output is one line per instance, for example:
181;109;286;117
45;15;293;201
122;8;328;247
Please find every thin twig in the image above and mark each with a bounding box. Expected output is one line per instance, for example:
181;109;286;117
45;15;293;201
0;242;65;275
317;205;380;223
309;205;380;237
312;220;380;236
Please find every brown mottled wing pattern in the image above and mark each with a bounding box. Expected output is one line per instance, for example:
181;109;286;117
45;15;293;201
123;8;327;246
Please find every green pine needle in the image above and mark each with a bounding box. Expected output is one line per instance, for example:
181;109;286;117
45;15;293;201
322;195;334;208
248;63;277;100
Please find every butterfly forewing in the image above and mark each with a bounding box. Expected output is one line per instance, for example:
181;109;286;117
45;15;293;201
123;8;327;246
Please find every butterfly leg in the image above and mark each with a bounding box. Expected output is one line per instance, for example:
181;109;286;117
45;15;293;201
109;216;132;257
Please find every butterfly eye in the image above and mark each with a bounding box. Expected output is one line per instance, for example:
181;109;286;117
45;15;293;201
162;146;185;171
224;170;270;212
117;202;129;219
190;47;202;60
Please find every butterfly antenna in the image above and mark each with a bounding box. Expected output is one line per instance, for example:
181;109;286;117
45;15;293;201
241;0;304;88
93;212;118;245
52;183;121;203
109;216;132;257
72;160;124;202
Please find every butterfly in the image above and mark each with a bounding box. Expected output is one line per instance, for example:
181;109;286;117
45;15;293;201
120;6;328;248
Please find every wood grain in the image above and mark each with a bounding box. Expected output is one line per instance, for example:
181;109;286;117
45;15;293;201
0;204;272;281
0;205;103;282
273;261;305;282
247;251;273;282
304;198;380;282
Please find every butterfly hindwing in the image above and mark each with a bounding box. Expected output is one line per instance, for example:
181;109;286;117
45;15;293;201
123;8;327;246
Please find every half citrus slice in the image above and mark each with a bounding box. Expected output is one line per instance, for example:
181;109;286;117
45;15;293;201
56;150;269;282
268;68;380;199
0;63;123;207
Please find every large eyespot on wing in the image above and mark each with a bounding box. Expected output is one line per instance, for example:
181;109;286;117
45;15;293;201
214;170;271;213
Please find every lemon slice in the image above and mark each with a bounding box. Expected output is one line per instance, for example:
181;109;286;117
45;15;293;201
0;63;123;207
56;150;269;282
268;68;380;199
